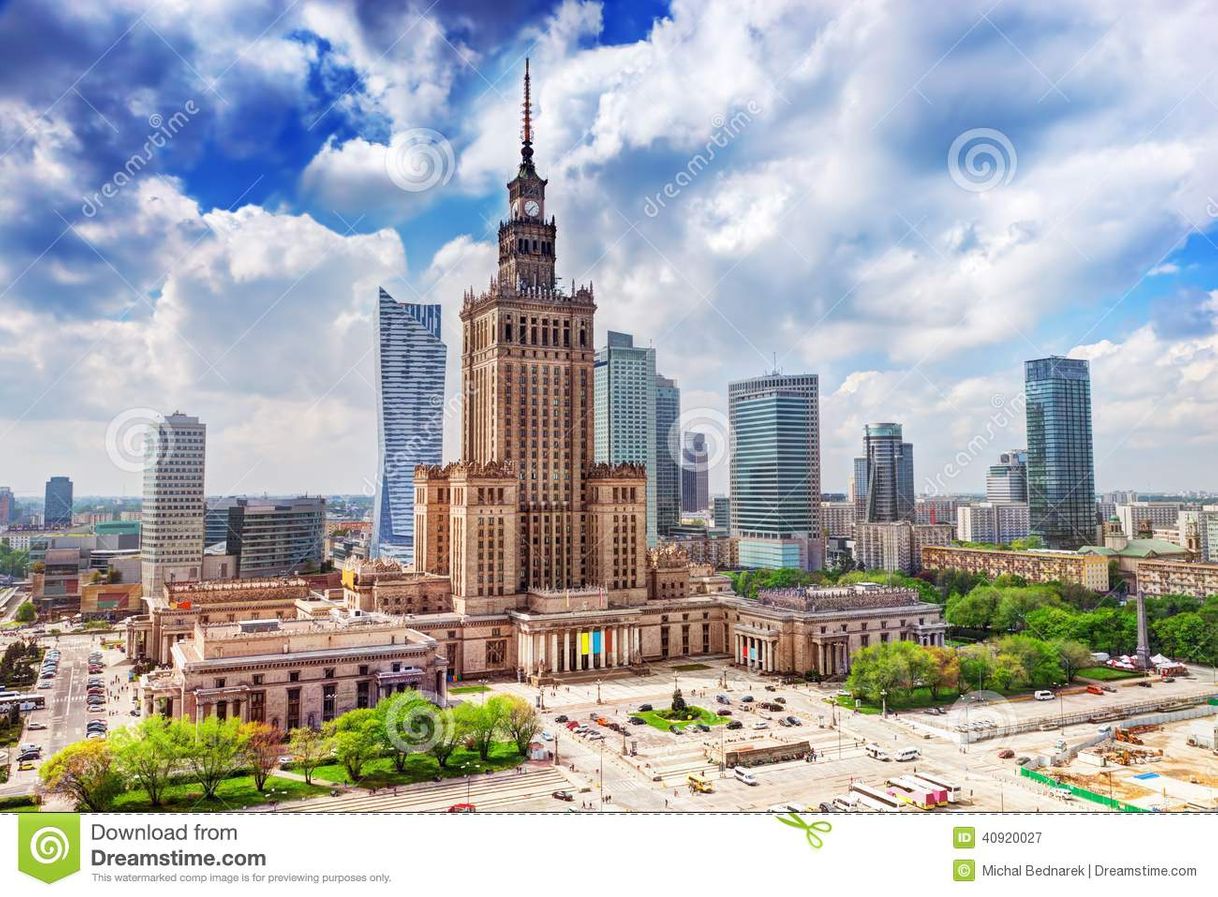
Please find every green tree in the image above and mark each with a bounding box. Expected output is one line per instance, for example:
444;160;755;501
845;641;933;704
1153;612;1210;661
172;715;249;799
957;643;996;691
286;726;332;785
924;645;961;699
945;586;1000;629
428;708;462;768
501;696;541;756
14;601;36;623
454;696;511;761
374;690;435;773
1055;639;1093;682
110;716;180;808
39;739;124;811
325;708;383;780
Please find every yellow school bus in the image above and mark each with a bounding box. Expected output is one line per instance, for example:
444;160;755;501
687;774;714;793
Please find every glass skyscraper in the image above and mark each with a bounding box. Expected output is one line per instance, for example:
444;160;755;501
1025;356;1095;549
680;432;709;514
372;288;446;563
594;331;658;545
861;423;915;522
654;374;681;538
728;373;822;570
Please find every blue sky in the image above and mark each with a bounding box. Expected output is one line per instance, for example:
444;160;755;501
1;0;1217;499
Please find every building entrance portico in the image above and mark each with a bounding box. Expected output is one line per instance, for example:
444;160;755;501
512;614;643;681
733;623;779;672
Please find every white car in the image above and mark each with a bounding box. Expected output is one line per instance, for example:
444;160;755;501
26;721;47;730
1034;690;1055;701
752;721;769;730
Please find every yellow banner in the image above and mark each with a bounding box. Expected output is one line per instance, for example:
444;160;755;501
580;632;590;654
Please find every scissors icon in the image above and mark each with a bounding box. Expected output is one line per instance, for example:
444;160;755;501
775;813;832;849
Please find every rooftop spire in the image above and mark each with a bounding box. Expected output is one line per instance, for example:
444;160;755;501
520;58;535;170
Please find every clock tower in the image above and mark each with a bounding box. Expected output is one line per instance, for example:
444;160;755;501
499;59;556;293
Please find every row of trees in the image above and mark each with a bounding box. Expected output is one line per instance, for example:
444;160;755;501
40;716;283;810
40;690;542;810
729;567;941;604
846;634;1092;705
0;539;29;578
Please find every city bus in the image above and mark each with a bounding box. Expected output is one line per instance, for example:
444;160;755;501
687;774;715;794
850;783;902;811
904;776;949;806
885;777;936;810
913;772;961;803
0;692;45;711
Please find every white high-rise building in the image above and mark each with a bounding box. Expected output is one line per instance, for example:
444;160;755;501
141;412;206;599
957;502;1030;544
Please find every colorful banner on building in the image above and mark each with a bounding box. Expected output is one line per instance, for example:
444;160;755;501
592;630;602;654
580;632;590;655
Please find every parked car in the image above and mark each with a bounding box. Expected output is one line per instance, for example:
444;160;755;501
1086;684;1104;695
997;748;1015;759
726;720;744;730
552;790;574;802
1137;680;1153;688
26;721;47;731
752;721;768;730
785;715;801;726
638;704;653;712
716;709;732;716
554;714;569;723
693;723;711;733
740;695;754;703
17;760;36;770
1033;690;1055;701
446;803;476;813
775;697;786;704
669;725;682;734
716;694;731;705
628;716;646;725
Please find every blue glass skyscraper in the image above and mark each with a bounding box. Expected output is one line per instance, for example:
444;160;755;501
372;288;446;563
1025;356;1095;549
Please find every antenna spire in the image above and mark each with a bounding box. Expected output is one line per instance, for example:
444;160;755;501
519;59;536;171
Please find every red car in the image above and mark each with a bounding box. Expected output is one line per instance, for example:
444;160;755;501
447;803;476;813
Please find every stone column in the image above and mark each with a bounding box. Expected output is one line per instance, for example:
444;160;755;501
550;632;559;673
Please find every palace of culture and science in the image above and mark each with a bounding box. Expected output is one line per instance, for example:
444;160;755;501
128;65;944;725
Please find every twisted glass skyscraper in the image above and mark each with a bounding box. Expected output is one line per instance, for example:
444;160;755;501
1025;356;1095;549
372;288;446;563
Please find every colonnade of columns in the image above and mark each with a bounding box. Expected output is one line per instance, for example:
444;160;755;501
735;632;776;672
518;624;642;675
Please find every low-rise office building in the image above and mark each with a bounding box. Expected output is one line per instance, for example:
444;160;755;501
1135;558;1218;599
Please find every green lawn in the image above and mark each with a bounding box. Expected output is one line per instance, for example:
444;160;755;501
634;706;727;732
449;684;491;694
310;742;524;788
110;774;327;813
671;663;711;672
833;687;965;714
1077;666;1143;681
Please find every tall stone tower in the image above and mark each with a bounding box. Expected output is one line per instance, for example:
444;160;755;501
417;61;647;615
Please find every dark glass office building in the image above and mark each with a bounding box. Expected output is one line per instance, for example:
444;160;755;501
861;423;915;522
1025;357;1096;549
44;476;73;528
